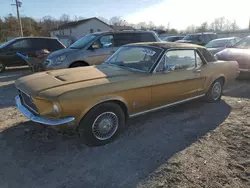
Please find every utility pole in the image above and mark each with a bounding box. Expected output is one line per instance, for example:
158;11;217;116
11;0;23;37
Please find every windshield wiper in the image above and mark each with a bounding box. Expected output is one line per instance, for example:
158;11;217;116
109;61;129;68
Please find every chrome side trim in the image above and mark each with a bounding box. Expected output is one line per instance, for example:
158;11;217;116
15;95;75;126
129;94;205;118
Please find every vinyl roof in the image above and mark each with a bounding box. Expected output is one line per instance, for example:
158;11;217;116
125;42;205;49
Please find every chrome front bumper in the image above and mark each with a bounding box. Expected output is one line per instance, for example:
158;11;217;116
15;95;75;126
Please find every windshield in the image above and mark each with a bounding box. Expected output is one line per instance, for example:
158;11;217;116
69;34;97;49
233;37;250;49
205;39;228;48
0;38;16;48
183;35;199;41
163;37;176;42
105;46;163;72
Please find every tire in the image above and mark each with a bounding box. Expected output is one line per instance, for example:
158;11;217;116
0;62;5;73
204;78;223;103
69;62;88;68
78;103;125;146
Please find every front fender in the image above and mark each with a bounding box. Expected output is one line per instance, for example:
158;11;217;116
77;95;128;123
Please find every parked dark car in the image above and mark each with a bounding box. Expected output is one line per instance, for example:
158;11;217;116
205;37;241;54
215;36;250;77
0;37;65;73
162;36;184;42
176;33;217;46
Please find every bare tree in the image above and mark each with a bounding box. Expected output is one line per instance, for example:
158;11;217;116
231;20;239;31
60;14;70;24
197;22;209;32
148;21;155;30
109;16;123;26
185;25;197;33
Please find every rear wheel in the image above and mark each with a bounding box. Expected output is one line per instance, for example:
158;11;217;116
0;62;5;73
204;79;223;103
78;103;125;146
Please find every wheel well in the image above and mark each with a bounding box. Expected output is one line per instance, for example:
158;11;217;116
69;61;89;67
217;76;225;85
85;100;129;122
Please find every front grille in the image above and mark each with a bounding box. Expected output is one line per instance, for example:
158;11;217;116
19;90;39;114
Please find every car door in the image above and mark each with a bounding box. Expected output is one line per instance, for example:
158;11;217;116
151;49;205;108
4;38;32;66
85;34;115;65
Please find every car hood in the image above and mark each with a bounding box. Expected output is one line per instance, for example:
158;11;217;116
15;64;141;99
47;48;78;59
216;48;250;68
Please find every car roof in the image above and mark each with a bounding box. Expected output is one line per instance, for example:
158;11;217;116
125;42;205;50
209;37;238;42
14;37;58;40
164;36;183;38
93;30;156;35
188;32;217;36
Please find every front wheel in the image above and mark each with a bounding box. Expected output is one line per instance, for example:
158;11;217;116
204;79;223;103
78;103;125;146
0;62;5;73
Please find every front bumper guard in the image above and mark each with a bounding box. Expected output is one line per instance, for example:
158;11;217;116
15;95;75;126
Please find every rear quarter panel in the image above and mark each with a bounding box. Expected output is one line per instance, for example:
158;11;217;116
201;60;239;92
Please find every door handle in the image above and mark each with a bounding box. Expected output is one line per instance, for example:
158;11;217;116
193;69;201;73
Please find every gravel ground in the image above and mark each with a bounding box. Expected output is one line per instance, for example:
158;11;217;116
0;69;249;188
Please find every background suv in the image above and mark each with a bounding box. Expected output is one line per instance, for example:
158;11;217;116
176;33;217;46
0;37;65;73
44;30;161;70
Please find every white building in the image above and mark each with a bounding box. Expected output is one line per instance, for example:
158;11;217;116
50;17;113;40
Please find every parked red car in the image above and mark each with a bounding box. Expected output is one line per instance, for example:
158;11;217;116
215;36;250;77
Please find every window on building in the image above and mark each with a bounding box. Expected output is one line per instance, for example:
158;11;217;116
97;29;101;32
90;29;94;33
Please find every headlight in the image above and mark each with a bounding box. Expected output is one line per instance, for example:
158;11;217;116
53;104;60;114
54;55;67;64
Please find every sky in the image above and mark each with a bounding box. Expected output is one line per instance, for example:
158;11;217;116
0;0;250;30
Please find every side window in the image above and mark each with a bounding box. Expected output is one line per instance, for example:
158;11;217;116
205;35;212;43
93;35;114;49
48;39;65;51
155;50;196;72
113;33;134;47
11;39;30;49
136;33;156;42
30;38;46;49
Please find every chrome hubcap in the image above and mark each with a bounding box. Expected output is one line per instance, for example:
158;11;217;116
92;112;119;140
0;64;3;70
211;82;222;100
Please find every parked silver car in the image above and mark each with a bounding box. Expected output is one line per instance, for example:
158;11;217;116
205;37;241;54
44;30;161;70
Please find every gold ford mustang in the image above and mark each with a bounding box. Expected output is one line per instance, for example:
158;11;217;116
15;42;239;146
